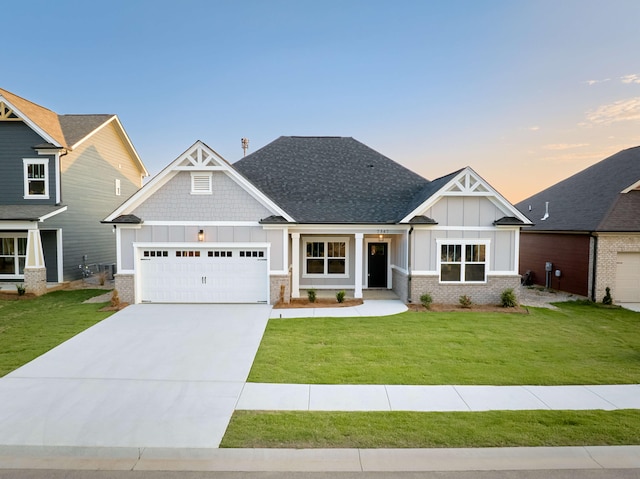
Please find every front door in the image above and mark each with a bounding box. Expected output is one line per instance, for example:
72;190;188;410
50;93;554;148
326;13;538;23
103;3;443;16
367;242;387;288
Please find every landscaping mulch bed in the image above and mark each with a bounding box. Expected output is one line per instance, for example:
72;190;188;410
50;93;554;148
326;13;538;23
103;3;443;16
407;303;529;314
273;298;364;309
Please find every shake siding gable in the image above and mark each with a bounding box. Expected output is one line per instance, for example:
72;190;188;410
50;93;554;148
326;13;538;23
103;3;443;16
131;171;273;221
46;122;144;280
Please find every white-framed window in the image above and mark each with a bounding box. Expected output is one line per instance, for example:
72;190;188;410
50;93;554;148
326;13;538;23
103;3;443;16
191;172;212;194
115;178;121;196
438;240;488;283
0;234;28;276
303;237;349;277
23;158;49;199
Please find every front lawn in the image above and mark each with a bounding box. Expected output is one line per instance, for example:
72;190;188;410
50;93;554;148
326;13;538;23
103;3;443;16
0;290;114;376
248;302;640;385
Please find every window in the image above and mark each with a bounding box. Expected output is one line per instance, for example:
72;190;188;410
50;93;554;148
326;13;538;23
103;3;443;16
23;159;49;199
0;235;27;276
303;238;348;277
191;172;212;194
115;179;121;196
439;242;487;283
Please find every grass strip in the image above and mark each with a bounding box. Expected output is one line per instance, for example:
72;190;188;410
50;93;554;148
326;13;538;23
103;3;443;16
222;409;640;448
0;289;113;376
249;302;640;385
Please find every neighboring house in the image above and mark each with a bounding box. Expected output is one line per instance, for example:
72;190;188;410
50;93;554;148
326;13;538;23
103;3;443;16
0;87;148;294
104;136;531;305
516;146;640;303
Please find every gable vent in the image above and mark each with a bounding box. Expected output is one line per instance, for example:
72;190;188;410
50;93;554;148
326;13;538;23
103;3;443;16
191;172;212;195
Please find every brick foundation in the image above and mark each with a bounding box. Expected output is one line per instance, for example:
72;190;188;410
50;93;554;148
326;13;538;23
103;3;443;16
410;275;521;305
114;274;135;304
23;267;47;296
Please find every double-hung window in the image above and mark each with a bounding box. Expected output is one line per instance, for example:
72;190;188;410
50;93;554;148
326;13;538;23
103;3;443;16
303;237;348;277
439;241;488;283
23;159;49;199
0;235;27;276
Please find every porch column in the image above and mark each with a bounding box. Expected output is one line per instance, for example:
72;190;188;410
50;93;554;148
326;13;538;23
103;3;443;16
24;228;47;296
354;233;363;299
291;232;300;298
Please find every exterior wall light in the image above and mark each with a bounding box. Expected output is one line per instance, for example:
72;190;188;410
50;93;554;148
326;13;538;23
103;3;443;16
198;229;204;242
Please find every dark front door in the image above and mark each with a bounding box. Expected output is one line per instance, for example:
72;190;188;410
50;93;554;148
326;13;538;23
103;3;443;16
368;242;387;288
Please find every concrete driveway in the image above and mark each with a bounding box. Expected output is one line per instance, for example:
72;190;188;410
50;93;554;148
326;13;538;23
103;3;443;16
0;304;271;448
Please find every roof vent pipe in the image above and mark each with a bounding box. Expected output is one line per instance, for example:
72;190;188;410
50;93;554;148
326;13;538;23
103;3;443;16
541;202;549;221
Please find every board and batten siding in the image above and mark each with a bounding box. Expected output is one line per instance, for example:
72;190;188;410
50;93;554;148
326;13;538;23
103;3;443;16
45;122;144;280
0;121;56;205
131;171;274;222
119;225;284;271
424;196;509;227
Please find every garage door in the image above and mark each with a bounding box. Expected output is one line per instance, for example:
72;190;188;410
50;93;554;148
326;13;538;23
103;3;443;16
139;247;268;303
615;252;640;302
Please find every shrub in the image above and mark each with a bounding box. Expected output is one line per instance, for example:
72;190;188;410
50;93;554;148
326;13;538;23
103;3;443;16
307;289;317;303
15;284;26;296
500;288;518;308
419;293;433;309
336;290;346;303
602;287;613;305
459;295;472;308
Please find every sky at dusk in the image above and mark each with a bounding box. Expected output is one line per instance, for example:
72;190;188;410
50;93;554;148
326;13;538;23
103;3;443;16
3;0;640;203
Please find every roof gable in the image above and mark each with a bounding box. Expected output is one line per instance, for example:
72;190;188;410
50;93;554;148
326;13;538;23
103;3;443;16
516;146;640;231
105;140;292;222
233;136;429;223
401;167;531;225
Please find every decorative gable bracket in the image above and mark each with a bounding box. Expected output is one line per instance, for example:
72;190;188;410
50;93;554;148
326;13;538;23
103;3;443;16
0;101;21;121
444;170;491;195
173;143;227;171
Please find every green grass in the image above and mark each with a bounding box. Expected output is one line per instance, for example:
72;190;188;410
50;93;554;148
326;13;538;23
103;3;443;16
248;302;640;385
0;290;114;376
221;410;640;448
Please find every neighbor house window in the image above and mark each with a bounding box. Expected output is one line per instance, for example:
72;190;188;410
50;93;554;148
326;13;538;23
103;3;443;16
439;242;487;283
0;235;27;276
115;178;121;196
303;238;348;277
23;159;49;199
191;172;212;194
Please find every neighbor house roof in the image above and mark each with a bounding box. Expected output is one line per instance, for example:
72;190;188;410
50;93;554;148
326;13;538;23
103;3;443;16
233;136;431;223
516;146;640;232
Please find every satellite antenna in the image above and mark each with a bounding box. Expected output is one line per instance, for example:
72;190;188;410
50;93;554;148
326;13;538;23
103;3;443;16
241;138;249;157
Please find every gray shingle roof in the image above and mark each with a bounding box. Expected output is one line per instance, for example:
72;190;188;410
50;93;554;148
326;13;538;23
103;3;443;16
0;205;66;221
516;146;640;232
233;136;432;223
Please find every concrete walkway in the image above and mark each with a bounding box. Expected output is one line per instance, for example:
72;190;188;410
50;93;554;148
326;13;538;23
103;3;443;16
270;299;408;318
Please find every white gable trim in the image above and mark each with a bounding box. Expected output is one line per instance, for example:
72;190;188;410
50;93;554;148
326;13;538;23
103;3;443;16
0;95;61;147
400;167;532;224
104;140;294;222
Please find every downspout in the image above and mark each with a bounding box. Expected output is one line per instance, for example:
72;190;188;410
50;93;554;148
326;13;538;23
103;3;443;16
590;234;598;302
407;226;413;303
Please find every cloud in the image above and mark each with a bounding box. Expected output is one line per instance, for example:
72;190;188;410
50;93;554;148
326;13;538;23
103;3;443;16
584;78;610;86
621;74;640;84
582;97;640;125
543;143;589;150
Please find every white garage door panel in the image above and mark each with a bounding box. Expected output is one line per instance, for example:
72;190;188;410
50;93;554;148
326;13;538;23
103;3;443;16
139;248;268;303
615;252;640;302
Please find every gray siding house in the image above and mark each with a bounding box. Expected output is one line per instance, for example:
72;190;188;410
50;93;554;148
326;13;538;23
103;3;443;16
0;87;148;293
105;137;530;305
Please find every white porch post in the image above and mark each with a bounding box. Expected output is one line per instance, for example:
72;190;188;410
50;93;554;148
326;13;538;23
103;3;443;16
354;233;363;299
291;232;300;298
24;228;47;296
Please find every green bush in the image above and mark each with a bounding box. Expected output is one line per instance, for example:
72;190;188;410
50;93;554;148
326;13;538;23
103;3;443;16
459;295;472;308
500;288;518;308
15;284;26;296
307;289;317;303
336;290;346;303
419;293;433;309
602;287;613;305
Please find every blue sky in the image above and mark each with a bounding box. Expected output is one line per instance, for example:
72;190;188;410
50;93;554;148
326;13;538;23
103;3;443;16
4;0;640;202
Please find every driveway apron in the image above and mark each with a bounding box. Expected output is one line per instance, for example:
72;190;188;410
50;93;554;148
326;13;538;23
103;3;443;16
0;304;271;448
